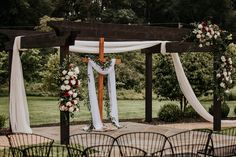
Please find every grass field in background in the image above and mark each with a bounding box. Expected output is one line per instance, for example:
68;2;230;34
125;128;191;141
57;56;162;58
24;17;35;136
1;96;236;127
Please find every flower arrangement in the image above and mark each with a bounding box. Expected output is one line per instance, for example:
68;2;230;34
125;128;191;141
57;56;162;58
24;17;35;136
59;63;81;117
190;21;233;94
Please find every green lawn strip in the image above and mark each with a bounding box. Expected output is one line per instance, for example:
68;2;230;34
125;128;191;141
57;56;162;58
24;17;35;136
0;96;236;127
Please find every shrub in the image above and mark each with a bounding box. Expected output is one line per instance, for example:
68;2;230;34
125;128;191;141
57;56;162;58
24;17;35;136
209;102;230;118
183;106;199;118
158;103;181;122
0;115;6;129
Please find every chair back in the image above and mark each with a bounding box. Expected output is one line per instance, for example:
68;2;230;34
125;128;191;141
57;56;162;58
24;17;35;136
210;127;236;156
115;132;168;156
83;145;147;157
7;133;54;157
166;129;212;156
69;133;115;151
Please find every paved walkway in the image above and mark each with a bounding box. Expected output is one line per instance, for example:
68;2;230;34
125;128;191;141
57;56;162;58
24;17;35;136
1;121;236;146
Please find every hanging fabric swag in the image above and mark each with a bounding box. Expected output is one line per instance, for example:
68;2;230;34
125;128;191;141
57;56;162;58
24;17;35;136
87;59;120;130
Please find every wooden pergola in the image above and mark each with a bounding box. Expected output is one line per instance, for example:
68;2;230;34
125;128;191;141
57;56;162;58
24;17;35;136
0;21;223;144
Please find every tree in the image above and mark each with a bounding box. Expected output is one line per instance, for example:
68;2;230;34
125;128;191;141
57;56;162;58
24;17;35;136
153;53;213;111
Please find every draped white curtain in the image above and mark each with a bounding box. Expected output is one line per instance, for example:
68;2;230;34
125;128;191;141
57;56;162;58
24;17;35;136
169;53;236;124
10;36;32;133
87;59;120;130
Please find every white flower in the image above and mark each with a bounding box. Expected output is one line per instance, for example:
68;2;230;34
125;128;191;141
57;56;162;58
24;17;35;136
225;90;230;94
193;29;198;34
75;108;80;112
230;79;233;84
228;72;231;76
73;93;78;98
68;71;74;76
196;34;201;39
61;85;66;90
66;85;71;90
220;82;225;88
223;71;227;76
197;30;202;34
65;75;70;80
69;107;74;112
198;24;203;29
71;79;76;85
62;70;67;75
73;100;78;104
68;90;73;95
77;80;81;86
61;77;65;80
216;31;220;36
206;42;210;46
60;105;66;111
199;44;203;48
74;67;80;74
206;32;211;37
225;77;229;81
66;101;72;107
221;56;226;62
64;80;69;85
216;73;221;78
214;35;218;39
229;60;232;65
205;27;209;31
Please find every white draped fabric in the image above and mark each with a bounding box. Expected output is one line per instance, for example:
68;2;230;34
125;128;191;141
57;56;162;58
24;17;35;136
69;40;169;53
10;36;32;133
169;53;236;124
87;59;120;130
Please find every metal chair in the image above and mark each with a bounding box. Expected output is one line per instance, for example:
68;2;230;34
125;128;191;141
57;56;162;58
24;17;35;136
165;129;212;157
115;132;168;156
69;133;115;151
206;127;236;157
83;145;147;157
7;133;54;157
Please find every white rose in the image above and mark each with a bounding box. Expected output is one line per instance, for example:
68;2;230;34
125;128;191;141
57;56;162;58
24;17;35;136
225;90;230;94
69;107;74;112
225;77;229;81
223;71;227;76
221;56;226;62
68;71;74;76
214;35;218;39
205;27;209;31
197;30;202;34
206;32;211;37
73;93;78;98
73;100;78;104
75;108;80;112
216;73;221;78
216;31;220;36
71;80;76;85
66;102;72;107
64;80;69;85
230;79;233;83
211;30;214;35
196;34;201;39
62;70;67;75
228;72;231;76
198;24;203;29
229;60;232;65
61;85;66;90
220;82;225;88
206;42;210;46
74;67;80;74
61;77;65;81
68;90;73;95
193;29;198;34
60;105;66;111
65;75;70;80
66;85;71;90
199;44;203;48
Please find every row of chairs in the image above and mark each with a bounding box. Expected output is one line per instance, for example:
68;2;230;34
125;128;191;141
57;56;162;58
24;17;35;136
3;127;236;157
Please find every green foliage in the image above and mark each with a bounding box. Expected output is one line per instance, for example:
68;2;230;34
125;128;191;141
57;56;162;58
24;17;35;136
0;51;8;85
41;52;60;94
153;53;213;108
209;102;230;118
183;106;199;118
234;106;236;115
34;15;64;32
21;49;43;83
158;103;181;122
0;115;6;129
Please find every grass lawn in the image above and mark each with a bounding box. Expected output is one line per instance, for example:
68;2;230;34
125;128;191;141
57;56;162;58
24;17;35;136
0;96;236;127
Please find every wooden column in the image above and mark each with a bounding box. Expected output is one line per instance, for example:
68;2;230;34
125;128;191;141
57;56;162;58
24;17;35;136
60;45;70;144
98;38;105;120
213;53;221;131
144;50;153;122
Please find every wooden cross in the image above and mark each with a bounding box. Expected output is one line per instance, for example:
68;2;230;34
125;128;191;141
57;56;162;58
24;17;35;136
82;37;121;120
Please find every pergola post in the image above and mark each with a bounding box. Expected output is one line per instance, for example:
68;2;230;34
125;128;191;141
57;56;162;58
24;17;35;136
144;49;153;122
60;44;70;144
213;53;221;131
